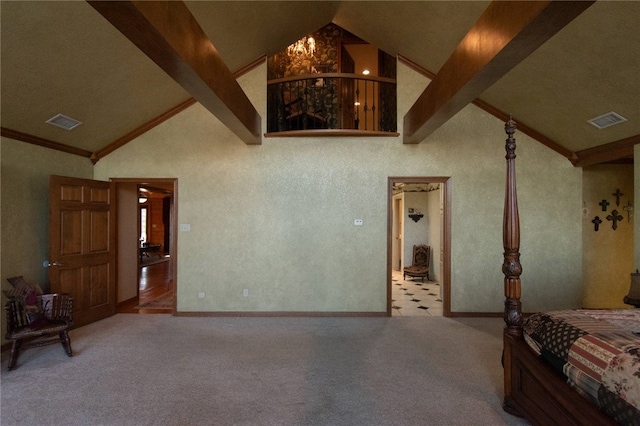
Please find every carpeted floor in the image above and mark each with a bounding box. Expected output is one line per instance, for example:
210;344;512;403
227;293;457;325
1;315;530;426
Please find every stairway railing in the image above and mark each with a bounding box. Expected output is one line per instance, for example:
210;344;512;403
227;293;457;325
267;73;397;134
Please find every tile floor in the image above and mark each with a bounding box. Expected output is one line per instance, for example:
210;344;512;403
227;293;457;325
391;270;443;316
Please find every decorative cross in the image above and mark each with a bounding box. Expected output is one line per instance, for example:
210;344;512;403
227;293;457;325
599;199;610;211
623;201;634;223
612;188;624;206
591;216;602;232
606;209;623;230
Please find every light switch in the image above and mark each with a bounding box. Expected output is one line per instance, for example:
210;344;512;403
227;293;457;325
179;224;191;232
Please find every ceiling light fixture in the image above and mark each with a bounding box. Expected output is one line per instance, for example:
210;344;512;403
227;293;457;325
287;36;315;58
362;69;370;75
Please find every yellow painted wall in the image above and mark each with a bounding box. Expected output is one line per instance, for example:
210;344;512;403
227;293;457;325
582;164;634;308
1;137;93;342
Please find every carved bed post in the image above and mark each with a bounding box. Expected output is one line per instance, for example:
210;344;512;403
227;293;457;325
502;116;523;417
503;116;522;336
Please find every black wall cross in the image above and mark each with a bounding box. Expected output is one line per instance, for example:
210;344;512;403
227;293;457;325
612;188;624;206
606;209;623;230
599;199;610;211
592;216;602;232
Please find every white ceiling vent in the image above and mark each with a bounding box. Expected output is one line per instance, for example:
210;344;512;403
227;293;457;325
45;113;83;130
587;111;627;130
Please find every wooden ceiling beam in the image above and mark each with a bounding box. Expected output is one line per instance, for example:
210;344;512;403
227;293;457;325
88;1;261;145
572;135;639;167
403;1;594;144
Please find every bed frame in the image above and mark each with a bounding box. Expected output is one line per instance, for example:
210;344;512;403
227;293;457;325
501;117;615;425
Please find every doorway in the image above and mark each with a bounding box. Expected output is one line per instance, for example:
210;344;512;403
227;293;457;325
387;177;451;316
112;178;177;314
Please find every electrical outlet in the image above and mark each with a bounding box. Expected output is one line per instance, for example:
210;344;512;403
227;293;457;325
198;292;205;299
243;289;249;297
354;219;363;226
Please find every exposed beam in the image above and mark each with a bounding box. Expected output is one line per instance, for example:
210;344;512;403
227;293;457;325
0;127;93;159
572;135;639;167
88;1;261;145
403;1;594;144
398;55;576;160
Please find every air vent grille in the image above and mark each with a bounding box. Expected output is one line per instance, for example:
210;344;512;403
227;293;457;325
587;111;627;130
45;113;83;130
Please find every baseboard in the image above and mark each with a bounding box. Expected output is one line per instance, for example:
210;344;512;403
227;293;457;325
174;311;506;318
175;311;389;317
117;296;138;308
448;312;503;318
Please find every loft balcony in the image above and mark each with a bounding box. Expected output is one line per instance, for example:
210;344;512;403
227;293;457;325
266;73;398;137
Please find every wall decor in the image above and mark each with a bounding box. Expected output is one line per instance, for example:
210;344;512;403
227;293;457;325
408;213;423;222
606;209;623;230
612;188;624;206
599;199;610;211
623;201;634;222
592;216;602;232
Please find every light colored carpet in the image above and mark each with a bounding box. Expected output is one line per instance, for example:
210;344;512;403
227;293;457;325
1;315;530;426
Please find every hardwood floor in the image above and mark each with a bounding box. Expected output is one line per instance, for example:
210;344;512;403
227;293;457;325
117;259;173;314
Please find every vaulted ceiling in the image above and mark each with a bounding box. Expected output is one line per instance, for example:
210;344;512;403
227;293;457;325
1;1;638;166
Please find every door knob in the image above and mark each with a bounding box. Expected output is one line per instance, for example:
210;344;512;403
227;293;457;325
43;260;64;268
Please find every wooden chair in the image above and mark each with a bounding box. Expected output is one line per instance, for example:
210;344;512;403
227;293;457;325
403;245;431;282
4;293;73;370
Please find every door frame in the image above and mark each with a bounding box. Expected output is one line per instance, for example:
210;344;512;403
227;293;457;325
111;177;178;312
387;177;451;316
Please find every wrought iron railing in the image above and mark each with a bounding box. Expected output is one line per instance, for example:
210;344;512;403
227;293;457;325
267;73;397;134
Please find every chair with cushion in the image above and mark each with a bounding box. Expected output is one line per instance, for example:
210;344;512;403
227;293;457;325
4;293;73;370
403;245;431;282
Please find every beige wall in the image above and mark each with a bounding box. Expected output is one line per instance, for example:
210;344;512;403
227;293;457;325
582;164;634;308
93;62;584;314
1;137;93;342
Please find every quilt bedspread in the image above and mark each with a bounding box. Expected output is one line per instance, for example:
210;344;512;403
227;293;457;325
524;310;640;425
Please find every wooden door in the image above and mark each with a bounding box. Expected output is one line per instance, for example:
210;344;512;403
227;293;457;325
49;175;116;327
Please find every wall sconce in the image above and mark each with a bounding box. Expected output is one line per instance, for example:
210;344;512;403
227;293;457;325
138;194;148;204
408;208;423;222
408;213;423;222
288;36;316;58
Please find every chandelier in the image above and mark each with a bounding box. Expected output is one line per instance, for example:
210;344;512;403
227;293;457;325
287;36;316;58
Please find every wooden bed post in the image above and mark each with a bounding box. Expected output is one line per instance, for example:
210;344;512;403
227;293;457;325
502;116;523;416
503;116;522;336
500;117;616;425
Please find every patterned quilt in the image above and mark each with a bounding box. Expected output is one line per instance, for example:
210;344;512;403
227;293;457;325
524;310;640;425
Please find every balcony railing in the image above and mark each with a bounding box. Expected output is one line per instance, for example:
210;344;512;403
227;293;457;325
267;73;397;136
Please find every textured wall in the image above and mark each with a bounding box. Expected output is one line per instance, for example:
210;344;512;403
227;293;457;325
582;165;634;308
94;61;584;314
1;137;93;342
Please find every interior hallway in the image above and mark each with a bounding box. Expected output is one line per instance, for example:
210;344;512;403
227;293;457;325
391;270;443;316
117;259;173;314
